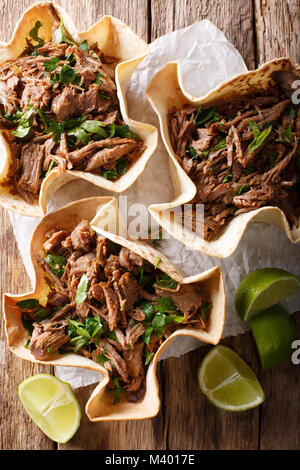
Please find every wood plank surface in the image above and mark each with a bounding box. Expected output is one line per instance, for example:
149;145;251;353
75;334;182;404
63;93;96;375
0;0;300;451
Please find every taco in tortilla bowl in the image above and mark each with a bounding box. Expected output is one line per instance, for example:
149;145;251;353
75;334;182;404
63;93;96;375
146;58;300;258
0;2;157;217
3;196;225;421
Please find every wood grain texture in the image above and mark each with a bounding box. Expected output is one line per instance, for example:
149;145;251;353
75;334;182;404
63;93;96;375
163;334;260;450
0;208;54;450
59;364;166;450
1;0;300;451
259;312;300;450
150;0;256;69
255;0;300;65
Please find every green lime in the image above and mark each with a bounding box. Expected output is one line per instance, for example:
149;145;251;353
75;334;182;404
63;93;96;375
198;345;265;411
18;374;81;443
235;268;300;321
250;304;296;369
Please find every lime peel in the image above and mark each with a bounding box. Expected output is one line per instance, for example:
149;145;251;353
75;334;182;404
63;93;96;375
18;374;81;443
198;345;265;412
235;268;300;321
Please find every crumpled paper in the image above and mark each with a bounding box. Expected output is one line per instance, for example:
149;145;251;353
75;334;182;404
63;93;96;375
9;20;300;388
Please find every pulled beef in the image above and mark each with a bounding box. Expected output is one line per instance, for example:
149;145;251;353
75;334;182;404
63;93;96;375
19;220;210;404
30;319;69;360
0;24;145;203
168;70;300;240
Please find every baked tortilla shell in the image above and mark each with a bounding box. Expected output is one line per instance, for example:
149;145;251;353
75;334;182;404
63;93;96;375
146;58;300;258
0;1;158;218
3;196;225;421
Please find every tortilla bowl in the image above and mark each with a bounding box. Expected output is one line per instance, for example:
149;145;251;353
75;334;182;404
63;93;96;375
0;1;158;218
3;196;225;421
146;58;300;258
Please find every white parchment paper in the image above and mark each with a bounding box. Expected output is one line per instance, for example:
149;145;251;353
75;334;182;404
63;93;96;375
9;21;300;388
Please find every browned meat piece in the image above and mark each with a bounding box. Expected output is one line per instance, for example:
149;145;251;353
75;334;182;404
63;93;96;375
123;341;144;378
96;238;110;267
75;302;90;321
0;75;19;114
67;137;136;165
104;255;120;278
51;87;79;121
21;78;51;110
97;338;128;382
0;114;17;129
156;284;202;321
100;282;119;331
29;319;69;360
37;42;68;57
191;127;216;152
68;252;96;277
70;220;96;252
17;142;45;195
43;230;68;253
129;307;146;322
46;291;69;308
118;272;139;313
125;323;145;349
85;142;137;172
79;84;99;114
89;283;105;303
119;247;144;271
263;138;298;183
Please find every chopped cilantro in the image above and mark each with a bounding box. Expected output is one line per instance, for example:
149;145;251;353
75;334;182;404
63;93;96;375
194;106;219;126
75;274;89;304
43;57;60;72
249;124;272;153
237;183;250;196
54;19;74;45
155;273;178;290
44;253;66;276
79;40;89;52
17;298;40;309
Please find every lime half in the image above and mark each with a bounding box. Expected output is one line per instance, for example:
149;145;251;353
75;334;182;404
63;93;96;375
250;304;296;369
198;345;265;411
235;268;300;321
18;374;81;443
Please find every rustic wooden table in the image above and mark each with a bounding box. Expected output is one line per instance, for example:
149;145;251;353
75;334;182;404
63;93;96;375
1;0;300;451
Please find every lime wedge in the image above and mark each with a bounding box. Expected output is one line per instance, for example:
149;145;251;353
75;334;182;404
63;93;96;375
250;304;296;369
235;268;300;321
18;374;81;443
198;345;265;411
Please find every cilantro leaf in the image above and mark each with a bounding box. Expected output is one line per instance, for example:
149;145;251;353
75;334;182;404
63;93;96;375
54;19;74;45
194;106;219;126
43;57;60;72
44;253;66;276
17;299;40;309
155;273;178;290
115;125;139;140
59;64;77;84
249;124;272;153
79;40;89;52
154;296;176;313
75;274;89;304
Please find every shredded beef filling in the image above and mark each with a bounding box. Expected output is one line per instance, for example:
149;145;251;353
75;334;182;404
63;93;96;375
168;70;300;240
0;18;145;203
18;220;210;404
